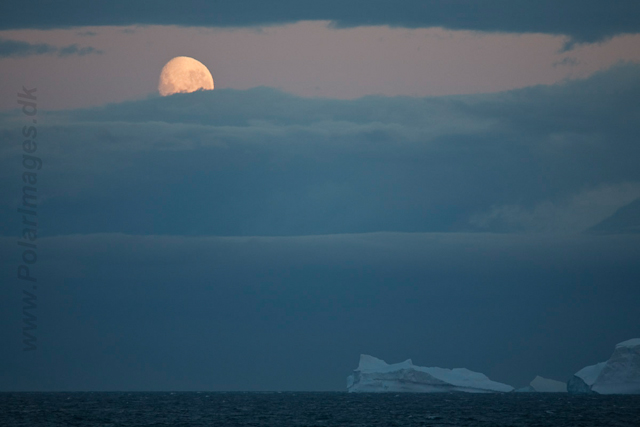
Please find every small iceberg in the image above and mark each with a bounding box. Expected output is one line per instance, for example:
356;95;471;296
515;376;567;392
347;354;513;393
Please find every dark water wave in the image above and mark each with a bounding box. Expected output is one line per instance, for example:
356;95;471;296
1;392;639;426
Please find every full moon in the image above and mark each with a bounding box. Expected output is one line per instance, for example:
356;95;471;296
158;56;214;96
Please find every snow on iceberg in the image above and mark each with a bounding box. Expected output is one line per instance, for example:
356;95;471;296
347;354;513;393
568;338;640;394
515;376;567;392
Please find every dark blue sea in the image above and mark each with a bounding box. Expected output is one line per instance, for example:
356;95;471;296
1;392;639;426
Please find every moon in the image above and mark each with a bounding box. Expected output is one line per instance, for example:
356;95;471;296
158;56;214;96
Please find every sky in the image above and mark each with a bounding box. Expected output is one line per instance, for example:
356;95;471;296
1;1;640;391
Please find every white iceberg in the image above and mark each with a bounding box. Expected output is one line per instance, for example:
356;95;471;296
515;376;567;392
347;354;513;393
568;338;640;394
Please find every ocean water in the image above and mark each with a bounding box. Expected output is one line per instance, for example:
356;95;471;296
1;392;639;426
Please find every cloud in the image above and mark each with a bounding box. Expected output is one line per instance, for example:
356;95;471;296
0;63;639;237
0;38;102;57
56;43;102;56
0;38;56;57
1;1;639;45
553;57;580;68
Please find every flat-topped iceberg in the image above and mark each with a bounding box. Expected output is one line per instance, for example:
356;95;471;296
515;376;567;392
347;354;513;393
568;338;640;394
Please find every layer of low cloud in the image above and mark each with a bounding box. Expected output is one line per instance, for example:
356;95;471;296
1;63;639;237
1;1;639;45
1;232;639;390
0;38;102;57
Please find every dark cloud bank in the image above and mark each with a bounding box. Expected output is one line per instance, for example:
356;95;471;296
1;64;640;390
2;1;640;44
1;233;639;390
